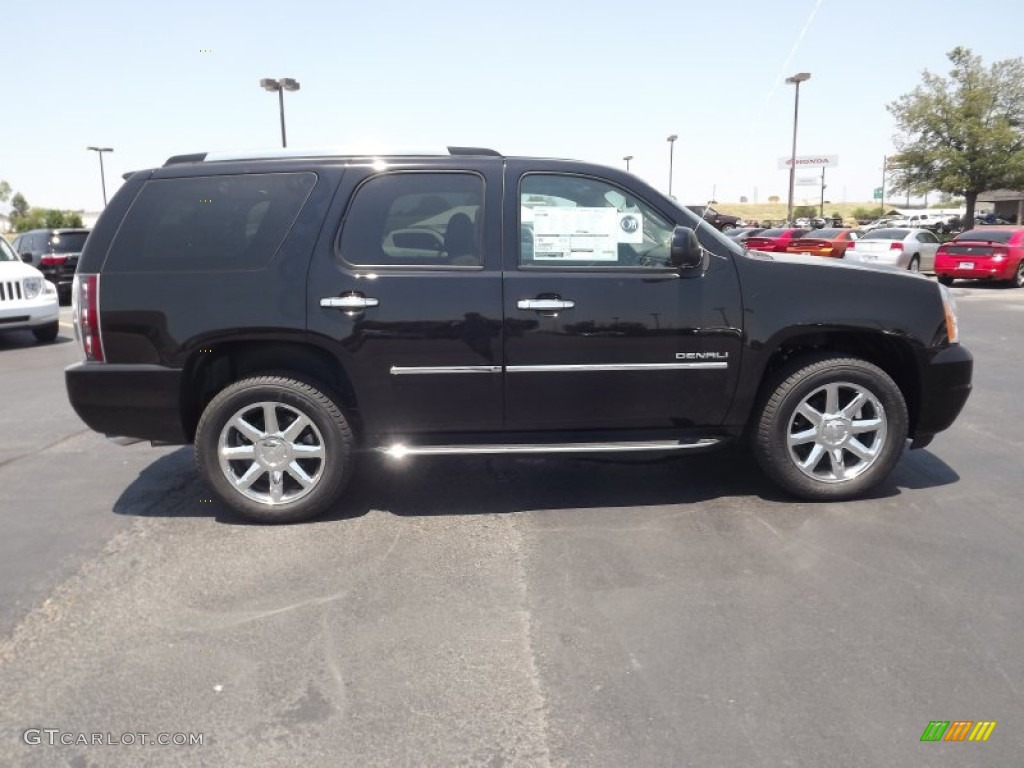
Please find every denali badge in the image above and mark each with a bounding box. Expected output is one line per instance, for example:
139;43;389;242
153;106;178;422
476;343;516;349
676;352;729;360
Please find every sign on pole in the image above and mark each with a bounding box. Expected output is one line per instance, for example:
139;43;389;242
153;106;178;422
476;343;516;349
873;187;883;200
778;155;839;170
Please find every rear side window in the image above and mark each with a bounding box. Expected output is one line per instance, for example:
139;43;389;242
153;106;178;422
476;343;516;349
105;172;316;272
338;172;484;267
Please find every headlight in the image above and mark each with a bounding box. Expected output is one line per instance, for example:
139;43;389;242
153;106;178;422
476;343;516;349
938;283;959;344
23;277;43;299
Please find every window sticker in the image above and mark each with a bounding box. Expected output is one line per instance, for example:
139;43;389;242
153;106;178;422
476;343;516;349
532;207;619;261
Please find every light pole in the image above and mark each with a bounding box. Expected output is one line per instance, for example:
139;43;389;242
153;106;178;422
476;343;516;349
667;134;678;197
623;155;633;171
260;77;301;147
86;146;113;206
785;72;811;226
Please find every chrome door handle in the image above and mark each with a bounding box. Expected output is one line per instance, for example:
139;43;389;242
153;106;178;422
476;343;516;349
320;295;380;310
517;298;575;311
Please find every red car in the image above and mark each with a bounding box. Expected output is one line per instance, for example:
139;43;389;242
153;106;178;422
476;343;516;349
784;228;861;258
935;227;1024;287
744;228;810;252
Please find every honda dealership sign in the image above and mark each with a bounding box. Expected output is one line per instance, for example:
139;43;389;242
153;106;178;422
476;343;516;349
778;155;839;169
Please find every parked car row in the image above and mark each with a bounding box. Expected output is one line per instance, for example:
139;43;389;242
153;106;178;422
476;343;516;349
9;228;90;305
728;224;1024;286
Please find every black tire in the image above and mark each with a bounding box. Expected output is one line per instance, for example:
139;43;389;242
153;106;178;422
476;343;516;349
720;223;736;233
752;355;908;500
907;255;920;272
195;374;355;523
937;275;954;287
32;321;59;343
1009;260;1024;288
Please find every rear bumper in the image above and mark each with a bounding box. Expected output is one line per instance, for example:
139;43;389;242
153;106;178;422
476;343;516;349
912;344;973;442
65;363;188;444
935;257;1016;281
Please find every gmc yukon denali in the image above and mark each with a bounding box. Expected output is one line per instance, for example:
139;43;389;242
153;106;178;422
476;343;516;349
65;147;973;523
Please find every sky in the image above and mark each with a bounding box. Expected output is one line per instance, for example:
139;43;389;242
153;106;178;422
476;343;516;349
2;0;1022;213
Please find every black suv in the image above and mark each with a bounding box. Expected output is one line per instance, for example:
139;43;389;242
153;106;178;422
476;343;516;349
65;147;972;523
686;205;742;232
12;228;90;304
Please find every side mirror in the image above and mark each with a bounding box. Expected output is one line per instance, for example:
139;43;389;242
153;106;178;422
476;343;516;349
669;226;704;270
20;253;32;263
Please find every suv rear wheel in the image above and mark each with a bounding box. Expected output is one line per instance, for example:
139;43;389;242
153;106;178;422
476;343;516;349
195;374;355;523
753;355;908;500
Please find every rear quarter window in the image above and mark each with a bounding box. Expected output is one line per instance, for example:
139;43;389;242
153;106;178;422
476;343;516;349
104;172;317;272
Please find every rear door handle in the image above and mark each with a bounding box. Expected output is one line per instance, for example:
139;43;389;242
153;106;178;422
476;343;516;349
517;298;575;311
320;294;380;310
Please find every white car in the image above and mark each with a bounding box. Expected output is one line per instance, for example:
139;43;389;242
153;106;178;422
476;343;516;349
844;227;942;272
0;236;60;342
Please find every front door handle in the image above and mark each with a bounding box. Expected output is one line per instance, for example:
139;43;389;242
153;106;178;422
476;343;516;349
517;298;575;311
320;294;380;310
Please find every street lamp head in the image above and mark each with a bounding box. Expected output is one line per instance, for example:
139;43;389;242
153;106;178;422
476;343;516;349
260;78;282;92
667;134;678;142
87;146;113;152
785;72;811;84
623;155;633;161
279;78;300;91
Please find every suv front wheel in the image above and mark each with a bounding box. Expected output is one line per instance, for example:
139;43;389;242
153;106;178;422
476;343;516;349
753;355;908;500
195;374;355;523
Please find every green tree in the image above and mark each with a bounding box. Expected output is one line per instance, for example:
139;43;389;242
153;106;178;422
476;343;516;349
0;180;11;203
793;205;817;219
851;206;877;221
10;192;29;219
887;47;1024;225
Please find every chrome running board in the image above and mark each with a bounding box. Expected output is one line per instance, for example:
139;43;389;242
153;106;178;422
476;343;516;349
379;438;721;459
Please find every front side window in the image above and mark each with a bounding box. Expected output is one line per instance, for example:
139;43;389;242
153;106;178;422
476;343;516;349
339;173;484;267
105;172;316;273
519;174;674;268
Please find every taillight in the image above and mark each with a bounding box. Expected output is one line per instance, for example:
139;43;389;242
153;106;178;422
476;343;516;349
73;274;104;362
846;241;855;250
889;242;904;251
41;254;69;266
991;246;1008;261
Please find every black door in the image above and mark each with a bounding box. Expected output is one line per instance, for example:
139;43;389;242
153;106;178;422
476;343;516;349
307;160;505;439
502;162;742;432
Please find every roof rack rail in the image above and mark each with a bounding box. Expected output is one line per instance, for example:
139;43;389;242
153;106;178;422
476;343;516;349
447;146;501;156
164;152;208;166
163;146;501;166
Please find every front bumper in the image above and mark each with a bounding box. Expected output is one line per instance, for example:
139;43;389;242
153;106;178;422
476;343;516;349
912;344;973;442
0;290;59;332
65;363;188;444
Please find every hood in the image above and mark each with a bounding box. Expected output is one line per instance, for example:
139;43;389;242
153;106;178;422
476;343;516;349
748;250;931;280
0;259;46;280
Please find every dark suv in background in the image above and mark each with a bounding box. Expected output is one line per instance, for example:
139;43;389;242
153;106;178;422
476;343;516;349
686;205;742;232
65;147;972;523
11;228;90;304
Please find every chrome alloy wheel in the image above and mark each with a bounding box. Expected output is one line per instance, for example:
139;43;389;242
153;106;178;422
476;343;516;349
217;402;326;505
786;381;887;484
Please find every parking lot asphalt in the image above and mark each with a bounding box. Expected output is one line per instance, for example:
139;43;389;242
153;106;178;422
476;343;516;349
1;287;1022;767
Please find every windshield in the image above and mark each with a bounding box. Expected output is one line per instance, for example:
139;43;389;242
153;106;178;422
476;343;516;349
0;238;18;262
861;229;908;240
799;228;843;239
48;232;89;253
955;229;1017;244
757;229;785;238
